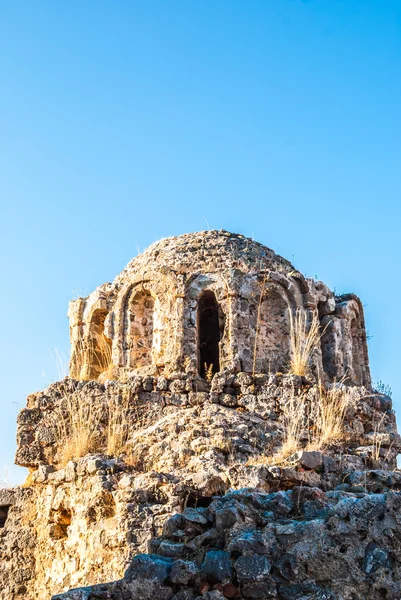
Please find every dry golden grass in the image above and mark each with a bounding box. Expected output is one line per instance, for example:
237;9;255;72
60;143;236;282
256;382;356;467
106;390;131;456
371;413;387;462
0;466;12;489
310;383;356;448
204;363;214;383
289;308;321;377
72;333;113;381
51;387;102;466
267;389;308;466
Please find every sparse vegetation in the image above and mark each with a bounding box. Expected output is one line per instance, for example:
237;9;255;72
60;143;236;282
0;466;11;489
72;332;113;381
263;381;356;467
51;387;102;466
106;390;131;456
372;413;386;462
374;380;392;398
289;308;321;377
311;383;356;448
270;389;308;465
52;347;69;380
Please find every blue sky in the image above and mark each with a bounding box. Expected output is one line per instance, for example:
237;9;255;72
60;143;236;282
0;0;400;484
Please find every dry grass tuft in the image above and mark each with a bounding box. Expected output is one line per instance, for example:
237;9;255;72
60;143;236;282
371;413;388;462
51;387;102;466
311;383;356;448
265;381;355;467
289;308;321;377
72;333;113;381
106;390;131;456
0;466;12;489
273;390;308;464
204;363;214;383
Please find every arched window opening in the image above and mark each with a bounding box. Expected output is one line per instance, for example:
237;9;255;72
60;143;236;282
198;291;224;378
128;290;155;368
254;290;290;375
85;310;112;379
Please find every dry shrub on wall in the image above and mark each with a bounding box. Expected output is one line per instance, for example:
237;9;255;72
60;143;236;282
311;382;357;449
51;387;103;466
267;382;356;466
289;308;322;377
51;384;146;466
275;390;308;463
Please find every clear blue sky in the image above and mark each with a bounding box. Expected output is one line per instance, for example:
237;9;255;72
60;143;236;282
0;1;400;484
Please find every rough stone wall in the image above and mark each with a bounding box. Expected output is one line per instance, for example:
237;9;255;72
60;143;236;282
51;481;401;600
6;371;399;599
67;231;371;386
0;487;37;598
0;462;180;599
15;375;397;473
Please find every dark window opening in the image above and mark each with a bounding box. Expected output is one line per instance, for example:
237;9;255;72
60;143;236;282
0;505;10;528
198;291;223;378
185;493;217;509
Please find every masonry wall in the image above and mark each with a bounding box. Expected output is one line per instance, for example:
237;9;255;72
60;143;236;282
68;276;371;388
5;369;400;599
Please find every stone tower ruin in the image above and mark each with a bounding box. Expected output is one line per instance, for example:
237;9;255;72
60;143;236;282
68;230;370;386
1;231;400;600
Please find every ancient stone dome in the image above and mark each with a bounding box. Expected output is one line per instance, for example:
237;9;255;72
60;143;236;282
68;230;370;386
115;230;295;279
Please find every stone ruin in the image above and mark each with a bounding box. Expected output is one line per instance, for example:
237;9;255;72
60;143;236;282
67;229;370;386
1;230;400;600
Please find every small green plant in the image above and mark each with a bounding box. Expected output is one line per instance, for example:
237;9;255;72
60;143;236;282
374;380;392;398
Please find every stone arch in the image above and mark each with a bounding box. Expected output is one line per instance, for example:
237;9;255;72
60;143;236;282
254;285;292;374
197;290;225;378
320;295;371;386
125;288;156;369
70;306;112;380
184;274;231;372
340;295;370;386
112;270;177;370
237;274;299;374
